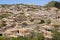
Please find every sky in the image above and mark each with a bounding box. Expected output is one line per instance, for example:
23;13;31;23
0;0;59;6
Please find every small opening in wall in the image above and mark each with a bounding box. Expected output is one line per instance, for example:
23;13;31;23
0;34;2;36
17;30;19;33
58;16;60;18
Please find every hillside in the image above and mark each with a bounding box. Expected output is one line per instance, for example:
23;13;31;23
0;2;60;40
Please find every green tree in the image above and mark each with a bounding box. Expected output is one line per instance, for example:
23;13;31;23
44;1;60;9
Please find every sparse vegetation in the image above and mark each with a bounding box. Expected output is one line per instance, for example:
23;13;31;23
39;19;45;24
32;33;44;40
22;22;28;27
0;13;10;19
0;33;44;40
52;27;60;40
0;36;7;40
0;20;6;28
46;19;51;24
